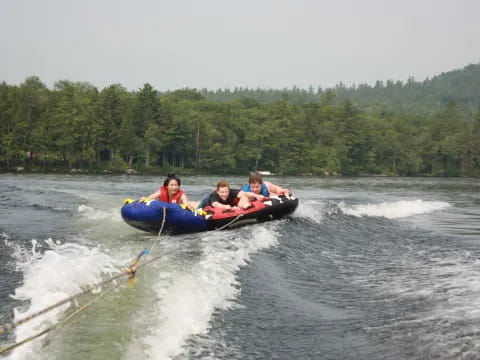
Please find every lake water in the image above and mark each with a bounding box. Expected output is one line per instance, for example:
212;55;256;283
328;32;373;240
0;174;479;359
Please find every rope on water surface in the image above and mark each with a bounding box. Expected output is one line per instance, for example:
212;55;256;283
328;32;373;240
0;204;175;354
0;203;239;354
0;248;150;337
0;243;184;355
0;206;171;337
0;286;114;354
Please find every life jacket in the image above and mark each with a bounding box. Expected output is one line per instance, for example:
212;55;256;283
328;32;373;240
159;186;184;204
241;183;269;196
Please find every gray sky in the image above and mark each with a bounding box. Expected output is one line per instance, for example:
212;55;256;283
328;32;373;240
1;0;479;91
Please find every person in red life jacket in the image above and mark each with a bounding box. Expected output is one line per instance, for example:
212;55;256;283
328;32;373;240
207;180;251;209
143;174;198;210
241;171;290;200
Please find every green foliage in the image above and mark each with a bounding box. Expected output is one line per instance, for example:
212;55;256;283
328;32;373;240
1;69;480;176
200;63;480;121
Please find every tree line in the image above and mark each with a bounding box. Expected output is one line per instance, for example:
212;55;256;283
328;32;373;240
1;76;480;176
201;63;480;121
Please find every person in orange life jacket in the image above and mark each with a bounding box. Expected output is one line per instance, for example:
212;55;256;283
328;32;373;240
241;171;290;200
143;174;198;210
207;180;252;209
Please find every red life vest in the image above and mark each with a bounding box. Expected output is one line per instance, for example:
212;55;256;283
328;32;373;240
159;186;184;204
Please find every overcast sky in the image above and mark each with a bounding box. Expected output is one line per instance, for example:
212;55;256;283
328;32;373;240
1;0;479;91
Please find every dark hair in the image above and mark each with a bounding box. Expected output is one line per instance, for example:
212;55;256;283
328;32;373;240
163;173;181;187
248;171;263;184
216;180;230;190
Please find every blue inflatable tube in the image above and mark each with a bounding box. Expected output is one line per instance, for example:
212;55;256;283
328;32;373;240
121;195;299;234
121;200;207;234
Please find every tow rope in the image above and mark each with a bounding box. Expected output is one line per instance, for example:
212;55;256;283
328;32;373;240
0;203;245;354
0;286;114;354
0;206;169;355
214;213;244;231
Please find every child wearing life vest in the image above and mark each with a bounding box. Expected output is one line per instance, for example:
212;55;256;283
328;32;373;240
143;173;198;210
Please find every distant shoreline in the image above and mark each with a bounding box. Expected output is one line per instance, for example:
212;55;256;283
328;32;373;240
1;168;477;179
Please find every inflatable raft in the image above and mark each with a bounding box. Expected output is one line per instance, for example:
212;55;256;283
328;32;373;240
121;194;299;234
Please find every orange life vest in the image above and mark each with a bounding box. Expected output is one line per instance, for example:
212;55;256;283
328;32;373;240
159;186;184;204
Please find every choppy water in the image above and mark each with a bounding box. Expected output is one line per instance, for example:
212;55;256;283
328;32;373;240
0;174;479;359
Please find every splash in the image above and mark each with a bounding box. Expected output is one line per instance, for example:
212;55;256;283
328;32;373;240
133;223;280;360
77;205;121;222
5;240;120;360
338;199;450;219
292;201;323;223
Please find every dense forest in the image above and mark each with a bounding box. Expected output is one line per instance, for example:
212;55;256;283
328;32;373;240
1;63;480;176
202;63;480;121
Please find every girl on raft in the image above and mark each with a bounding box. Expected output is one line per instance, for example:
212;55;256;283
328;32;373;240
142;173;198;210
